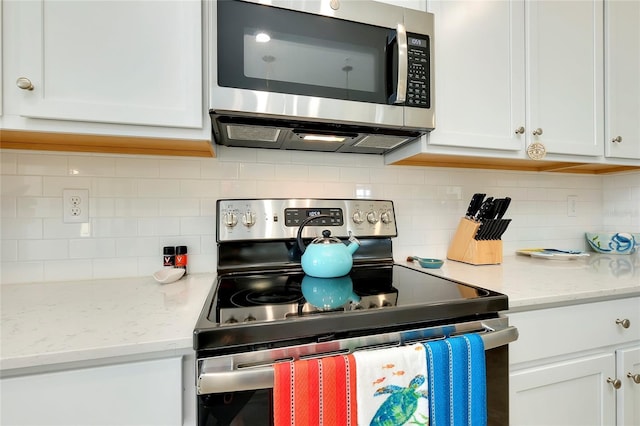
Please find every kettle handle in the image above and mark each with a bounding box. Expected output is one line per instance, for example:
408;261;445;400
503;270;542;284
296;214;332;254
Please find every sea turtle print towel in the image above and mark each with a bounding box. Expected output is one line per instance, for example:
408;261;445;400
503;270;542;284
353;343;429;426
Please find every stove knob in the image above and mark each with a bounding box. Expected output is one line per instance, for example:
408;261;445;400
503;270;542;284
242;211;256;227
367;211;379;224
225;317;239;324
352;209;365;224
381;209;393;224
244;314;256;322
224;212;238;228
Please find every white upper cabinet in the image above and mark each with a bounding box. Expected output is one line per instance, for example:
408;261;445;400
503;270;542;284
427;0;526;153
9;0;202;129
526;0;604;157
605;0;640;160
427;0;603;158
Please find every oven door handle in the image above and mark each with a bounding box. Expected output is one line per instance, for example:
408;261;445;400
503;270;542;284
197;324;518;395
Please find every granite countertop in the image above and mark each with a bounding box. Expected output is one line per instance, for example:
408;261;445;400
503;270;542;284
2;253;639;374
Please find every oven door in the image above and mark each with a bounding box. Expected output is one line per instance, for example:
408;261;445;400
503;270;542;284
196;317;517;426
212;0;434;130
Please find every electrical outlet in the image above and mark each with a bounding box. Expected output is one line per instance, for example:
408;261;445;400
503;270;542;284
63;189;89;223
567;195;578;217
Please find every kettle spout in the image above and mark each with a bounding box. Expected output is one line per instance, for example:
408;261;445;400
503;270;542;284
347;232;360;254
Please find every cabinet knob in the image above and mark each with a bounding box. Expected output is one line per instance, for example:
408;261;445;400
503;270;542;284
532;128;543;136
611;136;622;143
607;377;622;389
616;318;631;329
628;373;640;384
514;126;525;135
16;77;34;91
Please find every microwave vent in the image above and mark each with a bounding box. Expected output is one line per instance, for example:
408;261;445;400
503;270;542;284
353;135;413;150
226;125;280;142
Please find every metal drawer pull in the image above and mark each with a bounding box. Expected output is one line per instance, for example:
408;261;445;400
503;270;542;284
616;318;631;328
197;320;518;395
612;136;622;143
514;126;525;135
628;373;640;384
607;377;622;389
532;128;543;136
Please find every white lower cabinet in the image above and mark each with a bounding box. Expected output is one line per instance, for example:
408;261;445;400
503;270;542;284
0;356;183;426
509;297;640;426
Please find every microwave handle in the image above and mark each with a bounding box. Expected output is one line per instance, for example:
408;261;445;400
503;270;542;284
387;23;408;104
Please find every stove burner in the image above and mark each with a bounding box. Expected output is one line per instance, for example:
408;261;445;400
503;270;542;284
231;287;303;307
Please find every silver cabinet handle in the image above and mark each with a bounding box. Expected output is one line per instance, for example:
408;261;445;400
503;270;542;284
394;23;407;104
16;77;34;91
628;373;640;384
515;127;525;135
532;128;543;136
616;318;631;329
607;377;622;389
612;136;622;143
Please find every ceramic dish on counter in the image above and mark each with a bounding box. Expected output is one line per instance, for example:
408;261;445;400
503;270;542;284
516;248;590;261
153;267;185;284
585;232;639;255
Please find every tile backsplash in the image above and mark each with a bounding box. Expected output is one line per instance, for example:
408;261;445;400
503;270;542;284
1;147;638;284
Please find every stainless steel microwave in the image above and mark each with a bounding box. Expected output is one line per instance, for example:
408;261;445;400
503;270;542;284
209;0;435;154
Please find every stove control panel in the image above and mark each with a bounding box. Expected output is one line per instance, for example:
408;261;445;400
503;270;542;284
217;198;397;242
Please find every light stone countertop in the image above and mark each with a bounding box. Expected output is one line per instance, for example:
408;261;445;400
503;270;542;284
400;253;640;311
2;253;639;374
1;273;215;373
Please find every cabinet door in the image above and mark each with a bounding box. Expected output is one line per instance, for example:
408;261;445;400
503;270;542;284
526;0;604;157
427;0;526;152
0;357;183;426
617;346;640;426
14;0;202;129
510;353;616;425
605;0;640;160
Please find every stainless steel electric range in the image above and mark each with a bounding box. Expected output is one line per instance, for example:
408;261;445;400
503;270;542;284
194;198;517;426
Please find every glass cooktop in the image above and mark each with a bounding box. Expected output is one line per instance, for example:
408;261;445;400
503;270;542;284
194;264;508;353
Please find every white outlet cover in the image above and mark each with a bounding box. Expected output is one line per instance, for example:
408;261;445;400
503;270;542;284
63;189;89;223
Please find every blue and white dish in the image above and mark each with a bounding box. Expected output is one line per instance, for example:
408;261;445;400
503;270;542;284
585;232;639;255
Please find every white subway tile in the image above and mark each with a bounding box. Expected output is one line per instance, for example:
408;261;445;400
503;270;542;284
116;237;159;257
1;197;17;218
180;216;215;236
157;158;202;178
1;240;18;262
42;176;92;196
0;151;18;175
17;153;68;176
94;178;137;197
92;258;138;279
138;217;180;236
137;178;181;197
159;199;200;217
44;259;93;282
1;175;43;197
43;219;92;239
115;198;158;217
92;218;139;237
1;261;44;284
68;155;116;177
1;218;43;239
239;162;276;180
116;157;159;178
69;238;116;259
17;197;61;218
18;239;68;261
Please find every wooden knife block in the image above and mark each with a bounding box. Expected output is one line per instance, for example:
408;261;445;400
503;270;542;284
447;217;503;265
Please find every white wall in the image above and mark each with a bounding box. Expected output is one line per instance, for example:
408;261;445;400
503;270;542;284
1;147;638;284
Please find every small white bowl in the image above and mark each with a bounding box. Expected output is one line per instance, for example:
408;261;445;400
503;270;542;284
153;267;185;284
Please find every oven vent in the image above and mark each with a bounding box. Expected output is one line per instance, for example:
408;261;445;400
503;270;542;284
226;124;281;142
353;134;412;149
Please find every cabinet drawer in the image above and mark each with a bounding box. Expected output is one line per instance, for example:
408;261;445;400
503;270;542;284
509;297;640;365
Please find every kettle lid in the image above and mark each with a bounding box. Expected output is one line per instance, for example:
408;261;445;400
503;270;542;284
310;229;342;245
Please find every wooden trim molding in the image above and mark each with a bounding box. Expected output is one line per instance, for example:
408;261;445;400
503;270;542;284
0;129;215;158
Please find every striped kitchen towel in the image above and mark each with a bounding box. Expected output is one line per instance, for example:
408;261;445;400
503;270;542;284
273;354;357;426
423;333;487;426
353;343;429;426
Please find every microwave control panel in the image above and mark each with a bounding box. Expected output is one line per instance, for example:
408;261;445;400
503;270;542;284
406;34;430;109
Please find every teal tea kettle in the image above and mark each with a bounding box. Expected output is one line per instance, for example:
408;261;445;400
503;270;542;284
296;215;360;278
